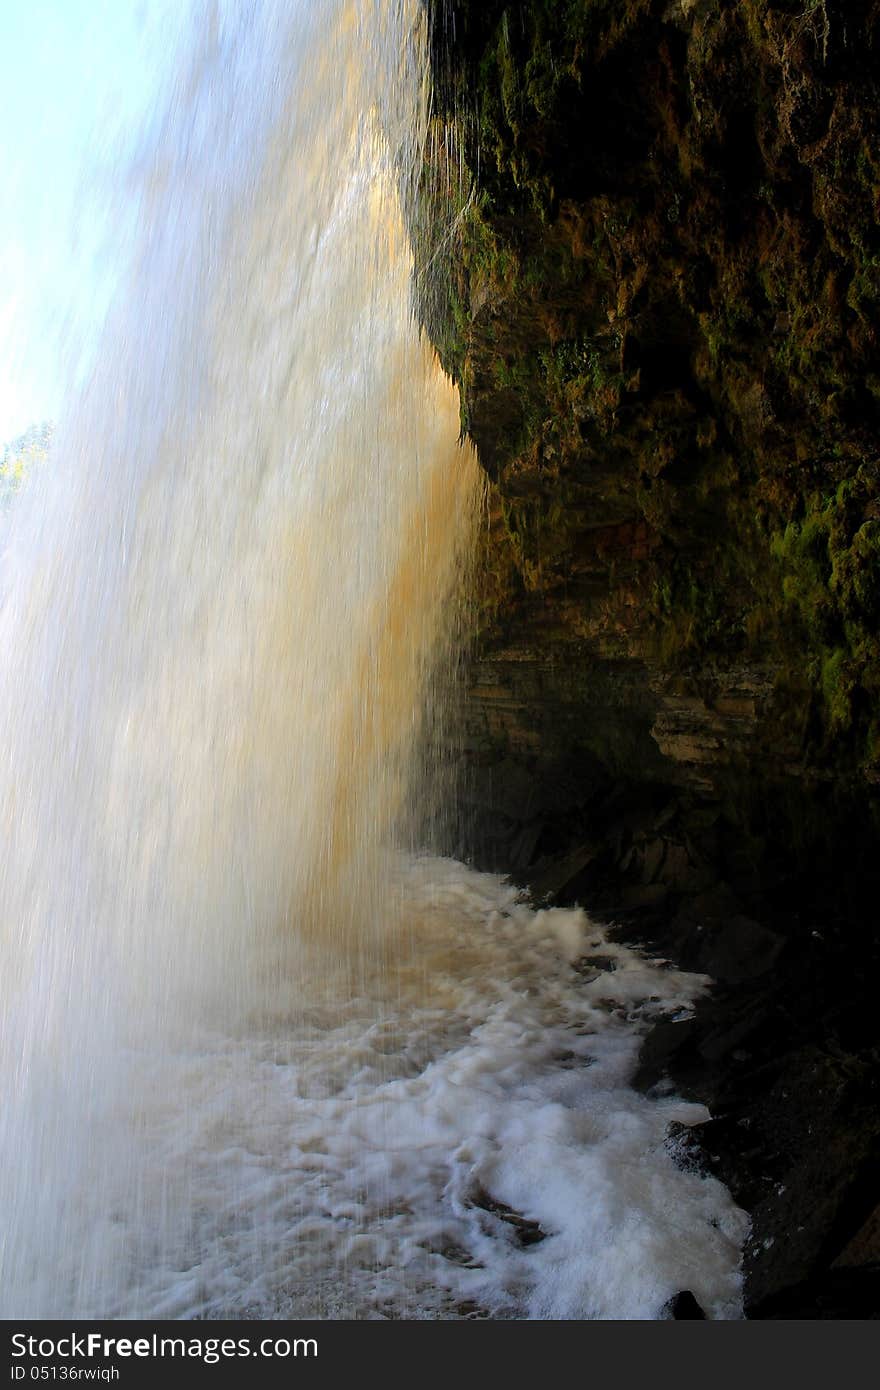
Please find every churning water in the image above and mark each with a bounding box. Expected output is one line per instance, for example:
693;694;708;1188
0;0;747;1319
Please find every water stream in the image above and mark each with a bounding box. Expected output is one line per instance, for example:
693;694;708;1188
0;0;747;1319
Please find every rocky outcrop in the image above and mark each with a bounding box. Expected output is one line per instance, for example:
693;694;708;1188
423;0;880;1318
424;0;880;823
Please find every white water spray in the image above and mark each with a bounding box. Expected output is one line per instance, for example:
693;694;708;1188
0;1;746;1319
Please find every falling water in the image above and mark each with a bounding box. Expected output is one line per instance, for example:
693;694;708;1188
0;0;747;1319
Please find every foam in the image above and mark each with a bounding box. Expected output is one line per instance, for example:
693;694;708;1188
75;856;747;1321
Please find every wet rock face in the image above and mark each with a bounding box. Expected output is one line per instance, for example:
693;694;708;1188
424;0;880;1319
424;0;880;880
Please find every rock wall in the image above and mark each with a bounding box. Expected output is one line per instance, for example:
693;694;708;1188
422;0;880;1318
424;0;880;875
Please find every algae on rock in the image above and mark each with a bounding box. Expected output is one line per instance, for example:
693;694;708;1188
422;0;880;852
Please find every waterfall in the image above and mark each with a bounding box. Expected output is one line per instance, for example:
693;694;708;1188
0;0;747;1319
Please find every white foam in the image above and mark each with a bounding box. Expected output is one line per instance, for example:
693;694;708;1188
65;856;747;1321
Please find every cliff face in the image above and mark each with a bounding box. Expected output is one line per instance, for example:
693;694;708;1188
424;0;880;881
423;0;880;1317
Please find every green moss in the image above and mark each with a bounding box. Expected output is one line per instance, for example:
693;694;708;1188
647;547;749;665
820;647;854;732
763;463;880;761
424;0;880;785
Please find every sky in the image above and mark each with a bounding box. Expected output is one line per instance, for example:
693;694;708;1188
0;0;192;445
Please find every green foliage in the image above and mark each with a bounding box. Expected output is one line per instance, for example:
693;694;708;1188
649;555;737;663
427;0;880;786
770;464;880;755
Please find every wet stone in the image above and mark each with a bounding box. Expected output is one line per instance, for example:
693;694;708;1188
663;1289;707;1319
551;1048;589;1069
617;882;669;912
573;954;617;980
639;837;666;883
467;1185;548;1247
439;1243;483;1270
